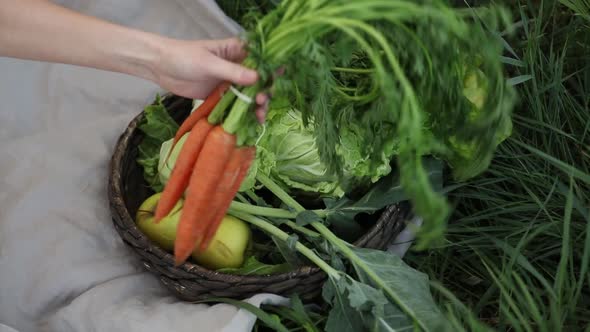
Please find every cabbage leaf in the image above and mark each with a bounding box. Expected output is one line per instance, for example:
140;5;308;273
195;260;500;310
136;95;178;192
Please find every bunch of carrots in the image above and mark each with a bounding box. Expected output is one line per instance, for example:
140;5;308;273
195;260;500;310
153;82;257;266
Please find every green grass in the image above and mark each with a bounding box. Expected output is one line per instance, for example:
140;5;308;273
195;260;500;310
404;1;590;330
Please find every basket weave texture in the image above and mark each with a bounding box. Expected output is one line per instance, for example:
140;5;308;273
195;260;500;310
108;95;412;302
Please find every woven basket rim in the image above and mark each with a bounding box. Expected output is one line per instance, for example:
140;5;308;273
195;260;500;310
108;94;407;283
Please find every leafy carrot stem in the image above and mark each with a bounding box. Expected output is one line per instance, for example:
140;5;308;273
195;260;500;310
229;210;341;280
207;87;237;125
222;85;259;135
256;171;428;331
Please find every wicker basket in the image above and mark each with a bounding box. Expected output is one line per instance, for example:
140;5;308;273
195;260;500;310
108;94;413;302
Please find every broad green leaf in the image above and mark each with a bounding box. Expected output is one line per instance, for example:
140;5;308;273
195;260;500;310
374;304;415;332
350;248;450;331
136;141;163;192
138;107;178;143
136;95;179;192
271;235;303;268
296;210;323;226
261;294;324;332
324;276;418;332
346;278;388;310
322;278;367;332
324;158;443;240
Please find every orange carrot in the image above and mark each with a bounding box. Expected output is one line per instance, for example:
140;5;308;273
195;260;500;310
154;118;213;222
163;82;230;164
198;146;256;251
173;82;230;145
173;126;237;265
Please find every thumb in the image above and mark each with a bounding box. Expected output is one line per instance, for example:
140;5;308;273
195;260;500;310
205;53;259;86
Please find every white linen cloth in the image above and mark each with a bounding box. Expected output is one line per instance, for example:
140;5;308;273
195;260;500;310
0;1;418;331
0;1;288;331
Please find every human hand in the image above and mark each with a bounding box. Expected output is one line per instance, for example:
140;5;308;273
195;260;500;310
0;1;271;121
152;37;270;122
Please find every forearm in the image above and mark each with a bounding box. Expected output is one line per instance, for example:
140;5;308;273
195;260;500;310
0;0;164;81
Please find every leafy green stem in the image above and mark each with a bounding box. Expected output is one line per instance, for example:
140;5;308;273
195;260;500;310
312;222;428;331
256;173;307;211
228;201;321;238
229;200;298;218
331;66;374;74
229;210;341;280
333;81;380;103
229;200;328;219
257;171;429;331
222;85;259;135
207;88;237;124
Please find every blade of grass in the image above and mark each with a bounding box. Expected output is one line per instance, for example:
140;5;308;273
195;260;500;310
511;139;590;184
553;177;574;310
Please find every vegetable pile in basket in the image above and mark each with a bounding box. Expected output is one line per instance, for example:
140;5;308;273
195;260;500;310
133;0;520;330
148;0;516;266
137;96;452;330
